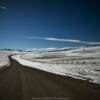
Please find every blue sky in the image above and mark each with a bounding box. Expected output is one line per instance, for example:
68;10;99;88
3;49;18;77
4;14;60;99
0;0;99;49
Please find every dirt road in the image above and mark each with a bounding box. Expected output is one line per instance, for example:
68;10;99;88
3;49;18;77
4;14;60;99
0;56;100;100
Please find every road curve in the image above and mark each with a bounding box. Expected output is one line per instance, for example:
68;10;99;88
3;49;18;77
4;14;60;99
0;56;100;100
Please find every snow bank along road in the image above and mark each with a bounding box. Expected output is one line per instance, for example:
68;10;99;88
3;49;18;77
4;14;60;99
0;56;100;100
0;51;12;68
0;50;20;69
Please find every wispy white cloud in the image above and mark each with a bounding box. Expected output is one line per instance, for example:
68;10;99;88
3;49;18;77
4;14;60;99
26;36;100;46
0;5;7;10
45;38;83;43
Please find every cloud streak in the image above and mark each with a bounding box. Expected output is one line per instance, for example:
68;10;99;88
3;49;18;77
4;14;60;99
26;36;100;46
0;5;7;10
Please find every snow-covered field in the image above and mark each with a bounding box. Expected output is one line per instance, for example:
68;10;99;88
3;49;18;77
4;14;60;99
0;51;12;68
12;46;100;84
0;50;20;68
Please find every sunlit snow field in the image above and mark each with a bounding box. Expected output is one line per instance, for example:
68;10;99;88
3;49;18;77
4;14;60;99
0;50;20;68
0;51;12;68
12;46;100;84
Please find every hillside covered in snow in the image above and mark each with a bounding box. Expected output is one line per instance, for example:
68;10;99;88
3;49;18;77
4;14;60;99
12;46;100;84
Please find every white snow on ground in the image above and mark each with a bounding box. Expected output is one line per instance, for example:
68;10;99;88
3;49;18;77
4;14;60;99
12;46;100;84
0;51;12;68
0;50;21;68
